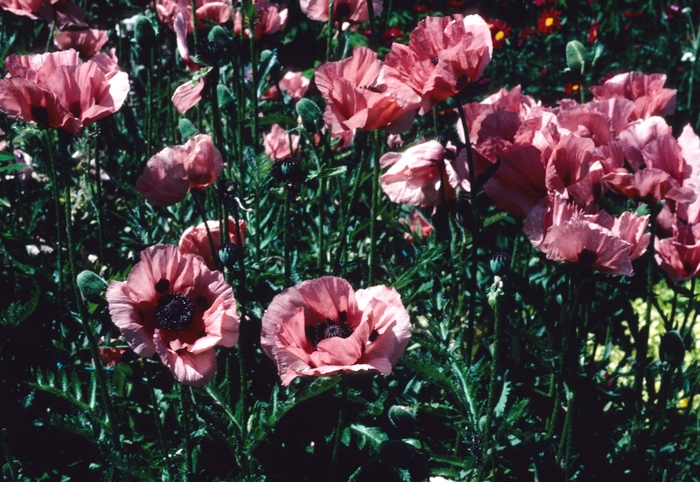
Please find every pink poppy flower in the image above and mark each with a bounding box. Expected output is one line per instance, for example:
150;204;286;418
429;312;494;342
380;140;457;206
98;346;126;367
260;276;411;385
0;49;129;135
179;217;246;270
234;0;288;40
53;29;109;58
172;78;207;115
155;0;231;32
524;193;649;276
656;224;700;282
106;244;239;386
261;71;310;101
590;72;677;121
263;123;299;161
135;134;223;207
314;46;415;134
384;14;493;115
401;209;434;242
1;0;87;29
300;0;383;25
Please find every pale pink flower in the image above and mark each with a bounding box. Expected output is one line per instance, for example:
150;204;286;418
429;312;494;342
384;14;493;115
263;124;300;160
380;140;457;206
590;72;676;121
156;0;231;32
53;29;109;58
300;0;383;25
314;46;415;134
135;134;224;207
106;244;239;386
261;71;310;101
179;218;246;270
401;209;434;242
260;276;411;385
234;0;288;40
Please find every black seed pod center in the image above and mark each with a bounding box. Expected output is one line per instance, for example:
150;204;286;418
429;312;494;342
155;279;170;293
156;293;195;331
578;248;598;266
431;57;439;66
306;311;353;349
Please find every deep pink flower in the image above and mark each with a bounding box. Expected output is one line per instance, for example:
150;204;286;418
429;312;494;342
314;46;415;134
263;124;299;160
300;0;383;25
401;209;434;242
98;346;126;367
135;134;224;207
156;0;231;32
260;276;411;385
656;224;700;282
234;0;288;40
53;29;109;58
380;140;458;206
107;244;239;386
384;14;493;115
590;72;677;121
0;49;129;136
179;217;246;270
261;71;310;101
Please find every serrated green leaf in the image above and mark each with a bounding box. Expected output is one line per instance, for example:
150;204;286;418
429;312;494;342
2;289;39;327
494;379;511;418
350;424;388;451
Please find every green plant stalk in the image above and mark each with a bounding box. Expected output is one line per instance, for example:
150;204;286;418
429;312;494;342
247;8;262;265
456;102;480;366
0;431;17;482
91;129;105;266
181;385;194;478
146;46;154;156
284;192;291;286
479;287;503;482
330;374;348;482
62;159;120;453
326;0;334;61
368;130;380;286
190;0;199;48
318;176;326;274
437;160;459;318
146;362;171;478
192;190;222;271
45;131;64;292
651;367;675;482
556;390;575;474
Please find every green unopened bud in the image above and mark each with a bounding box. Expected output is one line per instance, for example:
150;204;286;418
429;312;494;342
296;98;324;133
489;252;510;275
660;330;685;368
566;40;587;75
377;440;416;467
77;271;108;301
388;405;417;430
178;118;198;141
134;15;156;45
219;242;242;269
487;276;504;310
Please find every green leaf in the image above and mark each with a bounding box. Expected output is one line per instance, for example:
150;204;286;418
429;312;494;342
178;118;198;141
0;151;18;162
494;378;511;418
566;40;587;75
349;424;388;451
307;166;347;180
1;289;39;327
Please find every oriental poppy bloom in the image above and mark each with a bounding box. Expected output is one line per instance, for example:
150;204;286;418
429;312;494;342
300;0;383;25
155;0;231;32
314;46;415;134
106;244;240;386
0;49;129;136
260;276;411;385
656;224;700;282
590;71;677;121
537;8;562;35
233;0;288;40
53;29;109;58
401;209;434;242
380;140;458;206
263;124;299;160
135;134;223;207
260;71;310;101
179;217;246;270
384;14;492;115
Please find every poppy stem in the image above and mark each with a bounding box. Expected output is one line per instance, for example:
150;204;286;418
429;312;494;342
190;0;199;49
181;385;194;478
368;130;381;286
330;374;348;482
284;191;291;286
145;361;171;477
192;190;223;271
45;131;64;293
326;0;334;61
91;127;105;267
456;102;480;366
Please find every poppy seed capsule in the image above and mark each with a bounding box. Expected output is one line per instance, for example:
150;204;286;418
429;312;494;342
377;440;416;467
219;241;242;268
271;157;304;184
490;252;511;275
659;330;685;368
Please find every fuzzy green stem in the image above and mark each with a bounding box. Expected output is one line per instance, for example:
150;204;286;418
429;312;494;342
45;131;64;292
146;362;171;477
284;192;291;286
368;130;381;286
330;374;349;482
181;385;194;478
326;0;334;61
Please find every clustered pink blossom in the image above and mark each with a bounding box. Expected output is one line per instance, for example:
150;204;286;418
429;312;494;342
179;218;247;270
0;49;129;136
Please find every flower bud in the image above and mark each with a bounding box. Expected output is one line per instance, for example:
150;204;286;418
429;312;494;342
134;15;156;45
377;440;416;467
296;98;324;134
271;157;304;184
219;242;242;269
489;252;511;275
659;330;685;368
388;405;417;430
566;40;587;75
77;270;108;301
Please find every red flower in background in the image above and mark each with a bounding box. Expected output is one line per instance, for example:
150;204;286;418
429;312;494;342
447;0;465;7
488;19;511;49
534;0;556;6
564;82;580;95
588;21;600;43
665;5;681;20
537;8;561;35
382;27;404;42
518;26;536;46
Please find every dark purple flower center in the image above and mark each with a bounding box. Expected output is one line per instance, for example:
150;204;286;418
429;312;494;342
306;311;353;349
432;57;439;66
156;293;195;331
578;248;598;266
30;106;49;127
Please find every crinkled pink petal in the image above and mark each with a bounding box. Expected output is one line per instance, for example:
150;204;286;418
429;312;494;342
172;78;207;114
